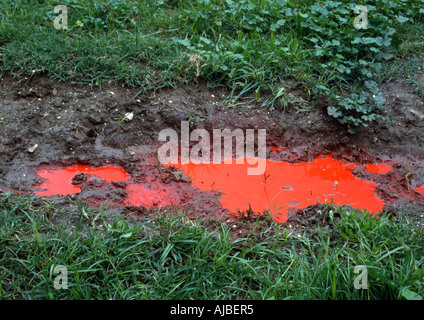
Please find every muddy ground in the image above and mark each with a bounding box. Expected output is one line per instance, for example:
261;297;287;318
0;73;424;233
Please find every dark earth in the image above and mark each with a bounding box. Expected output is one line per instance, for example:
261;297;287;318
1;73;424;235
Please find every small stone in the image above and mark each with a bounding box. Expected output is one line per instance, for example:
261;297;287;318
125;112;134;121
33;198;43;207
71;173;87;185
28;144;38;153
169;171;191;183
112;181;128;188
407;109;424;121
129;151;136;156
52;98;62;107
88;113;103;124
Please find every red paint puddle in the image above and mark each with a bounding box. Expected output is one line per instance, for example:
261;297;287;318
34;164;176;208
34;165;130;196
171;155;387;223
417;187;424;196
31;156;401;223
366;163;393;174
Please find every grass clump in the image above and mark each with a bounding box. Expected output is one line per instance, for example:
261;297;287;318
1;192;423;300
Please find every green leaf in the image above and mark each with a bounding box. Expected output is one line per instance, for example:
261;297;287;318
315;85;330;93
396;16;409;23
199;37;212;45
327;106;342;118
120;232;133;239
401;288;422;300
71;288;81;299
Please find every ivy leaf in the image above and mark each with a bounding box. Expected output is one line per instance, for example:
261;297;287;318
396;16;409;23
327;106;342;118
270;19;286;31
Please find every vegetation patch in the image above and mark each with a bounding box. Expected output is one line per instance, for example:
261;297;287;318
1;192;423;299
0;0;423;130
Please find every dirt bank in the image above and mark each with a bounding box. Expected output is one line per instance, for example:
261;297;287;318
1;74;423;227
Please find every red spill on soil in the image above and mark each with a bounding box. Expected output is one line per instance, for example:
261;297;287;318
34;164;176;208
172;155;388;223
34;165;130;196
33;156;397;223
365;163;393;174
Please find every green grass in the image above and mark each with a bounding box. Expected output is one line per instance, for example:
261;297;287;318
1;191;423;300
0;0;424;130
1;0;424;300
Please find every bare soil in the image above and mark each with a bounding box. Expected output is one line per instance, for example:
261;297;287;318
1;74;424;231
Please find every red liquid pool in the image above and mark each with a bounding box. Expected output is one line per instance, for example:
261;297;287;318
34;165;130;196
32;156;394;223
418;187;424;196
366;163;393;174
171;155;388;223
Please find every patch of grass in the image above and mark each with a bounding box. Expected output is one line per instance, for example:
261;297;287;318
1;192;423;300
0;0;423;131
